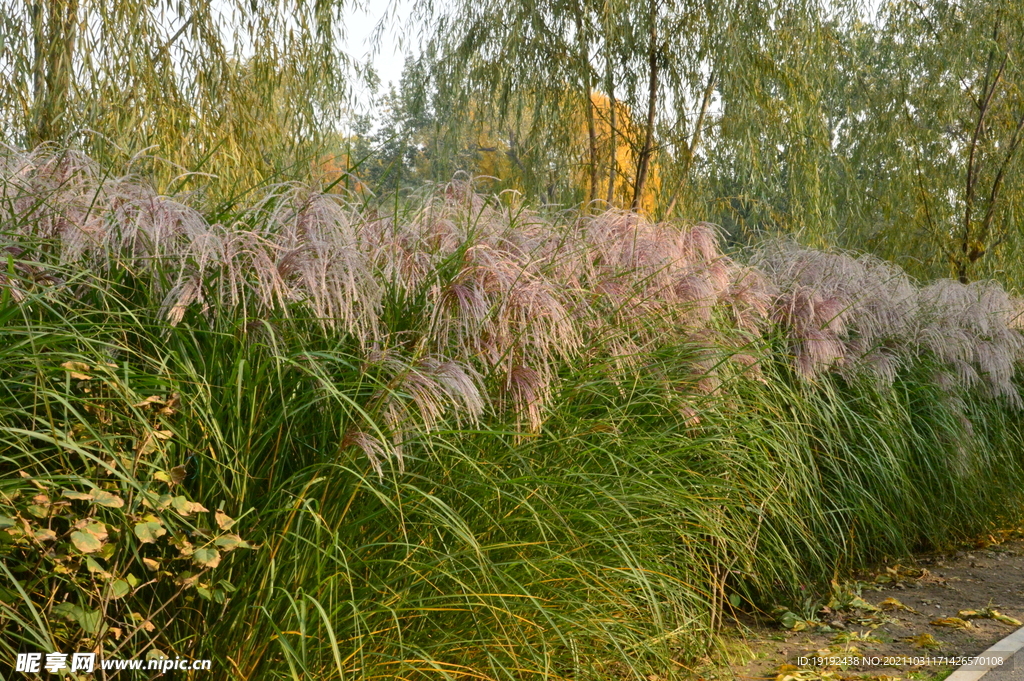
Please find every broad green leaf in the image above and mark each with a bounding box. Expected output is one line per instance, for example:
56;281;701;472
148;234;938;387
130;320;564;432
92;490;124;508
85;557;111;579
214;534;250;551
62;489;94;501
54;602;108;633
26;504;48;518
33;528;57;542
193;548;221;568
134;521;166;544
214;510;235;530
77;607;104;635
52;602;82;620
83;522;108;541
109;579;131;599
71;530;104;553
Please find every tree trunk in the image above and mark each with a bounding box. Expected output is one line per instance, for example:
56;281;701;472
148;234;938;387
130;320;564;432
665;71;716;217
632;0;659;212
576;7;598;208
586;88;598;207
606;54;617;207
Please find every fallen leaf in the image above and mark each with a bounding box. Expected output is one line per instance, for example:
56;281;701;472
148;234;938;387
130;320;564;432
931;617;972;629
992;612;1023;626
918;569;947;585
847;595;879;611
958;608;1023;626
907;633;941;650
879;597;919;614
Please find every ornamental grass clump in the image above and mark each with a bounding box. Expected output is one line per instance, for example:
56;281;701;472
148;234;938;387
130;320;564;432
752;240;1024;401
916;279;1024;404
3;146;1024;443
3;147;1024;680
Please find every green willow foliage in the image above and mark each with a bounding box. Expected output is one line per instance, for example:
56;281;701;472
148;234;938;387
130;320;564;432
0;0;356;194
400;0;1024;287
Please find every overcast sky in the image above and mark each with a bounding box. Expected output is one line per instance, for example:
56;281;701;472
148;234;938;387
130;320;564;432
341;0;415;110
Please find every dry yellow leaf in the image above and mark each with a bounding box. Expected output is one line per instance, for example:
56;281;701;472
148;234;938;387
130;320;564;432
61;361;92;379
879;597;919;614
907;633;941;650
930;617;972;629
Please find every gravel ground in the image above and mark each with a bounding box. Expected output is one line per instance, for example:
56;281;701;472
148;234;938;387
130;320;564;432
710;537;1024;681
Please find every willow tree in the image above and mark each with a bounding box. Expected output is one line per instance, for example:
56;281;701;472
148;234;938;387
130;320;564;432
409;0;599;205
702;0;1024;285
0;0;355;193
703;1;858;245
845;0;1024;284
415;0;824;215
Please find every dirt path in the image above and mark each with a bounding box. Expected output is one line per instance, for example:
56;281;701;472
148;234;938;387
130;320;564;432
712;536;1024;681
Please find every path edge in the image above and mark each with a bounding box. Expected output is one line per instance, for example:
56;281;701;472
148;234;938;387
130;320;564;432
945;625;1024;681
